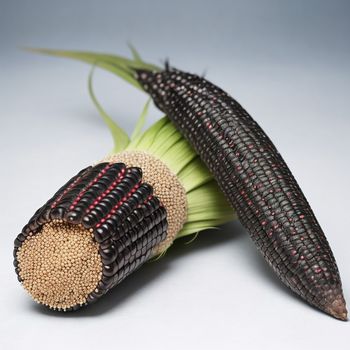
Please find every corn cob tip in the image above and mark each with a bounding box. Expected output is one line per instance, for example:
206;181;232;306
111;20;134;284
325;294;348;321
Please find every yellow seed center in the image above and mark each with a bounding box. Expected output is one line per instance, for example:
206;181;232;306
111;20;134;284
17;221;102;310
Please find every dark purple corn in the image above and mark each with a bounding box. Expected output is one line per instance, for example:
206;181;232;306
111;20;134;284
14;162;167;310
134;68;347;320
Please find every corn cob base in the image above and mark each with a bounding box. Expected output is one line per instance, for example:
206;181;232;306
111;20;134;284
14;156;186;311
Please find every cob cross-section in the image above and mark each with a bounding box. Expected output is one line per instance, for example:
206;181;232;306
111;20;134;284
14;163;167;310
33;48;348;320
13;85;234;310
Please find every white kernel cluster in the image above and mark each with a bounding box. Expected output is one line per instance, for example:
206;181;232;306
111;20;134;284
16;221;102;310
104;151;187;255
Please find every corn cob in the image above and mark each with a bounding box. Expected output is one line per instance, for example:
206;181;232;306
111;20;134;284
137;69;347;320
28;48;347;320
13;80;234;310
14;163;168;310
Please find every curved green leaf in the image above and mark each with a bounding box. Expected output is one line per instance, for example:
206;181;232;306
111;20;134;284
88;67;130;152
131;99;150;141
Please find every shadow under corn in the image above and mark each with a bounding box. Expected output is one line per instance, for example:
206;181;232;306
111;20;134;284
30;221;246;317
30;220;324;318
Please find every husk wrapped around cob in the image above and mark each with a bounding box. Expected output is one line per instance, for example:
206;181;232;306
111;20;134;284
13;73;234;311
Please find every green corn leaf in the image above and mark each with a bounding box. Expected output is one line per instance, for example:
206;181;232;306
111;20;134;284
127;43;143;63
88;67;130;152
184;232;200;245
130;99;150;141
178;222;223;238
127;117;169;150
160;139;197;174
26;47;161;90
148;121;183;157
186;182;234;221
88;60;143;90
101;62;142;90
26;47;161;71
177;158;213;192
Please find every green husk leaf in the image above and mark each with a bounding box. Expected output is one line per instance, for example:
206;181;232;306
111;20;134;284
184;232;200;245
160;139;197;174
99;62;142;90
27;48;160;90
177;158;214;193
27;47;160;71
185;181;234;222
130;99;150;141
177;222;223;238
148;124;183;158
88;67;130;152
126;117;169;150
127;43;143;63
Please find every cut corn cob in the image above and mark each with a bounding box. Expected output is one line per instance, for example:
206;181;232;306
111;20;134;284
33;48;347;320
15;163;168;310
14;81;234;310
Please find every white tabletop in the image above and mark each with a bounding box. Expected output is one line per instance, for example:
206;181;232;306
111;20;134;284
1;1;349;349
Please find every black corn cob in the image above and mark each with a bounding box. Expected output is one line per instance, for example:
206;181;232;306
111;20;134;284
133;68;347;320
14;162;167;310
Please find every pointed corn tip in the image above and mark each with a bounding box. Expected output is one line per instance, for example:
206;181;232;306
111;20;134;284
325;294;348;321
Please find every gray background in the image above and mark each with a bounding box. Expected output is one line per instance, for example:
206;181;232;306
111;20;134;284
0;0;349;349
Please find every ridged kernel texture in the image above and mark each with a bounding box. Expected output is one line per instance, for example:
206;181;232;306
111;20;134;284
104;151;187;255
135;68;347;320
